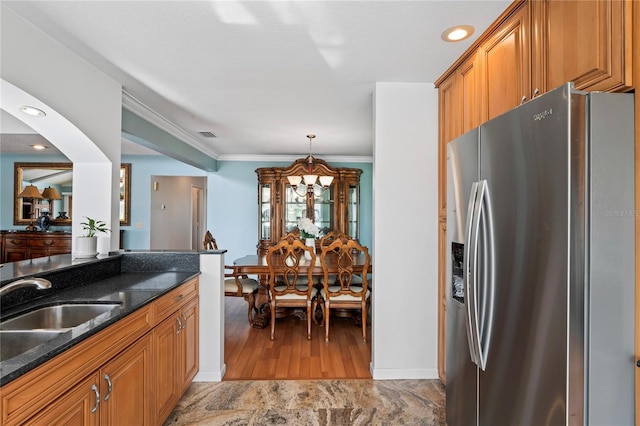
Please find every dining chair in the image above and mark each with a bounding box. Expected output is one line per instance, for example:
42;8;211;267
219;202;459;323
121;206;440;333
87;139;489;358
203;230;259;326
318;231;363;285
266;237;318;340
319;238;371;343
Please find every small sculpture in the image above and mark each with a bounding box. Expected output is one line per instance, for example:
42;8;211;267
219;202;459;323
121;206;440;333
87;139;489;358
37;212;52;231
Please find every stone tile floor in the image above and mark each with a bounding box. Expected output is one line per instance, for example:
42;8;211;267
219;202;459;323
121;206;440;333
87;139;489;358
164;379;446;425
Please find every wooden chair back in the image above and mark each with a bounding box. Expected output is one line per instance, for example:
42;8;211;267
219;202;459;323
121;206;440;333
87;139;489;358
319;238;371;342
266;237;317;340
203;230;218;250
267;238;315;297
319;230;351;250
321;238;370;297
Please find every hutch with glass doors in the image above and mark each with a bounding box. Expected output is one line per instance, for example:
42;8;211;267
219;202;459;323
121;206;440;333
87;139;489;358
256;158;362;254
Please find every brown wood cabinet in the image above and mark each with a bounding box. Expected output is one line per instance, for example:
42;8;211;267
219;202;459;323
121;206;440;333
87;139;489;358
532;0;633;94
256;158;362;254
153;279;199;425
1;231;71;263
434;0;635;383
0;277;199;426
478;1;531;122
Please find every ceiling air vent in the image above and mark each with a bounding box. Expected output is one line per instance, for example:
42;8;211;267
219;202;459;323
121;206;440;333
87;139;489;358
198;131;217;138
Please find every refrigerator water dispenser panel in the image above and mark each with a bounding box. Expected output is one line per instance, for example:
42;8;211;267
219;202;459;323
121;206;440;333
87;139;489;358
452;242;464;302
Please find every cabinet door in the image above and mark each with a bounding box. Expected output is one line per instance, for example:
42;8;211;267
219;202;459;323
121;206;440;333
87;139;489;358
541;0;632;93
478;3;530;121
100;333;153;425
26;373;100;426
459;52;480;134
4;249;28;263
154;312;181;423
437;219;447;384
438;72;459;218
312;186;335;235
179;298;199;393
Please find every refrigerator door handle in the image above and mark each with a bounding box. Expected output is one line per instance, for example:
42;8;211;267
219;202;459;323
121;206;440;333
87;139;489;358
464;181;481;365
474;180;495;371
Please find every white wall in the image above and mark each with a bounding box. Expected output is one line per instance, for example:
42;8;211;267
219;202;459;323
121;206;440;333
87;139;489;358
150;175;207;250
1;5;122;252
372;83;439;379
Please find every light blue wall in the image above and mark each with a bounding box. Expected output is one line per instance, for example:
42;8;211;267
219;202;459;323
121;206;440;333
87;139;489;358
2;154;372;265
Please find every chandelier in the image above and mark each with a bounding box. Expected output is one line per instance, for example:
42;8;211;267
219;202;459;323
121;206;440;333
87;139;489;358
287;134;334;197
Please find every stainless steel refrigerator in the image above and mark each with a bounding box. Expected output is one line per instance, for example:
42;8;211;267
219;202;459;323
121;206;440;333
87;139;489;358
445;82;635;426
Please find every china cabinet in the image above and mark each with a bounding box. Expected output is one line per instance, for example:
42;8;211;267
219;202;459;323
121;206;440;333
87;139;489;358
256;158;362;254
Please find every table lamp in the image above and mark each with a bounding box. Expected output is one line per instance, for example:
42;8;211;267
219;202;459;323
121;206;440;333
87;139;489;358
18;184;43;231
41;186;62;217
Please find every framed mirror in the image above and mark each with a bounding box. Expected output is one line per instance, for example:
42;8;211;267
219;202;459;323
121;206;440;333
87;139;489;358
14;162;131;227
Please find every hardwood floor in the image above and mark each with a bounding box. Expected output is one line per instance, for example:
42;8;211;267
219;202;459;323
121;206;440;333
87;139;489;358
224;296;372;380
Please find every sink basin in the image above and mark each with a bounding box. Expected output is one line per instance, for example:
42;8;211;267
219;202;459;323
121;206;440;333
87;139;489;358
0;303;121;331
0;330;66;361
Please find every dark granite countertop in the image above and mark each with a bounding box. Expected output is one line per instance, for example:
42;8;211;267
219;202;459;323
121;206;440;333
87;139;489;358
0;252;204;386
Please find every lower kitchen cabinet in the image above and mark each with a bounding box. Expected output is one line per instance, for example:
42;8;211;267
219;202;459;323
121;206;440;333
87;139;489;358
28;334;153;425
0;278;199;426
28;373;100;426
99;333;153;425
154;296;199;424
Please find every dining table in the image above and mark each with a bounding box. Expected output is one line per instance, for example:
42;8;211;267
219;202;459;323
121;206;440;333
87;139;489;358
232;252;372;328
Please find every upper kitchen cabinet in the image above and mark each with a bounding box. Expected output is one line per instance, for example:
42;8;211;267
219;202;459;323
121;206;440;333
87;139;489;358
532;0;633;94
256;159;362;255
437;52;479;216
478;2;531;122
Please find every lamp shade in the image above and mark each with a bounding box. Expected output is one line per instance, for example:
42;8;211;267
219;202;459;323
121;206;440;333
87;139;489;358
41;186;62;200
318;176;334;187
287;176;302;187
18;184;43;199
302;174;318;186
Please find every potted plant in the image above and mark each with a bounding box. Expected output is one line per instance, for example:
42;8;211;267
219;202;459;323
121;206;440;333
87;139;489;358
75;217;110;258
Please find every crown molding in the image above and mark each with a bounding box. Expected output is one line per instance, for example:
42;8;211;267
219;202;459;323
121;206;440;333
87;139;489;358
218;154;373;163
121;89;221;160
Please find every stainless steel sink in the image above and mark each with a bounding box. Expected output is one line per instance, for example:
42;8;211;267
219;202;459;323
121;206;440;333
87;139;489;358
0;330;66;361
0;303;121;331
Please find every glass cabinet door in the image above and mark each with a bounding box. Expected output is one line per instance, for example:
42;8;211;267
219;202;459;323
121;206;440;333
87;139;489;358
284;185;307;233
348;184;359;239
314;187;334;235
259;184;271;240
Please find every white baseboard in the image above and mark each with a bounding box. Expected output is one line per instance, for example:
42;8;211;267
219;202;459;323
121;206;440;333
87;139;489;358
371;366;439;380
192;364;226;382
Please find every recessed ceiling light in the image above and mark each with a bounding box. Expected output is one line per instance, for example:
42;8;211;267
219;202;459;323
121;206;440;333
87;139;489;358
19;105;46;117
31;144;48;150
441;25;475;42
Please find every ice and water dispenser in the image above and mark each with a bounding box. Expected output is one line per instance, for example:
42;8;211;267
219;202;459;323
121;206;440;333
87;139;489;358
451;242;464;302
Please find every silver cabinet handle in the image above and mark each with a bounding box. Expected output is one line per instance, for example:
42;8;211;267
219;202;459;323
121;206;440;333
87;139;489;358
91;384;100;413
103;374;112;401
532;88;540;98
520;95;527;104
176;316;182;334
181;313;187;330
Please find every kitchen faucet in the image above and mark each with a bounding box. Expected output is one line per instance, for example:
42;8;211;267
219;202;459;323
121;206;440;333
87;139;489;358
0;277;52;297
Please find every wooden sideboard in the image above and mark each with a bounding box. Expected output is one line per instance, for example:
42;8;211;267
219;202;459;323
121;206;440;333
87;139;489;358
1;231;72;263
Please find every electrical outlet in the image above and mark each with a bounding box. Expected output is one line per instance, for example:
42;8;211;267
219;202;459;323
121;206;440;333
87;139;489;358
136;222;143;229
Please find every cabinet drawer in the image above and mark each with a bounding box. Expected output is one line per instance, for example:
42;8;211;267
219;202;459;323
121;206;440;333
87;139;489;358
152;278;198;325
4;238;28;248
30;238;70;248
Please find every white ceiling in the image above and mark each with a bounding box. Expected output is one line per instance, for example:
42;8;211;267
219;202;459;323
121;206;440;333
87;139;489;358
1;0;509;160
